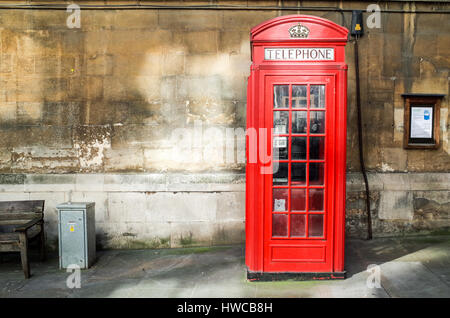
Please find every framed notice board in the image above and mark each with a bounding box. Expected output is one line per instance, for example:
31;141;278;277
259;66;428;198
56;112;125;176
402;94;444;149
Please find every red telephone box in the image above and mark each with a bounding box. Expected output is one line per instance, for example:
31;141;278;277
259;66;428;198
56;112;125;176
246;15;349;280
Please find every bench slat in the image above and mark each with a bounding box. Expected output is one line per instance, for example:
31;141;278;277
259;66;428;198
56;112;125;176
0;226;41;242
0;212;43;221
0;200;45;213
0;233;20;243
0;220;30;226
0;243;20;252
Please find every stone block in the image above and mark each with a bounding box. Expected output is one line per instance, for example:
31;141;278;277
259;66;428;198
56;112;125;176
103;174;166;192
0;10;34;30
346;173;384;192
414;34;437;58
86;54;113;76
177;75;222;99
222;10;277;31
133;75;162;101
212;221;245;245
437;33;450;57
30;10;67;30
381;148;407;172
0;126;72;149
114;53;163;76
84;30;111;55
35;56;60;75
0;101;17;123
0;54;12;73
86;76;104;101
108;29;172;55
99;221;172;249
162;51;185;76
24;174;76;192
0;77;17;103
102;76;130;101
107;192;148;223
75;174;105;192
378;190;413;220
60;30;85;55
216;192;245;222
103;147;145;173
14;102;44;125
110;123;167;150
182;31;218;54
148;192;217;223
229;54;251;77
17;77;69;103
160;76;177;101
0;192;29;201
41;102;82;126
383;12;403;34
408;173;450;191
416;13;447;34
170;221;214;247
218;31;249;55
113;10;158;30
79;9;115;29
143;147;179;171
9;147;79;173
158;10;221;31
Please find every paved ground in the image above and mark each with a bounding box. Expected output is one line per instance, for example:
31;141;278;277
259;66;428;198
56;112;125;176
1;236;450;298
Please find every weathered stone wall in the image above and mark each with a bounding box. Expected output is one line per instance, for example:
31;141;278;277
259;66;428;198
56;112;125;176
0;173;246;250
346;173;450;238
0;1;449;249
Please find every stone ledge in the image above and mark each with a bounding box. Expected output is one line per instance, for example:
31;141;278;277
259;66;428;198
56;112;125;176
346;172;450;192
0;172;448;193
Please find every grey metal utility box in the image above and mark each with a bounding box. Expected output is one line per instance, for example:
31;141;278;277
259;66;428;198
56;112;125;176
57;202;96;269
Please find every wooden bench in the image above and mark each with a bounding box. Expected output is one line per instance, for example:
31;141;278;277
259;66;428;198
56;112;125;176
0;200;46;278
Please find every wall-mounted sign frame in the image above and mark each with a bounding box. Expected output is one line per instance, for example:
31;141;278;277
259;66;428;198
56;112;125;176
402;94;445;149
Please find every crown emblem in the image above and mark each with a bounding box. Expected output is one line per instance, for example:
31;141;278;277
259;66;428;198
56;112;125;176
288;23;310;38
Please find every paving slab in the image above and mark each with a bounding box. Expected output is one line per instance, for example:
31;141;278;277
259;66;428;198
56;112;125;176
380;261;450;297
0;236;449;298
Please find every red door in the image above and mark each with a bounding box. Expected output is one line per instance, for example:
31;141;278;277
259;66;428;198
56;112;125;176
263;74;335;272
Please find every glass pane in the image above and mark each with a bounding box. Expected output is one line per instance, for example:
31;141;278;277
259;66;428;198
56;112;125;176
292;111;307;134
309;163;324;185
273;137;288;160
291;188;306;211
308;214;324;237
273;188;288;212
291;214;306;237
274;111;289;135
292;85;307;108
310;85;325;108
274;85;289;108
310;111;325;134
309;188;324;211
272;214;288;237
291;137;306;160
310;137;325;160
273;162;288;185
291;163;306;185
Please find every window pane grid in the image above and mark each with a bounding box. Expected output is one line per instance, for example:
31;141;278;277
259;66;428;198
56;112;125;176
272;83;326;239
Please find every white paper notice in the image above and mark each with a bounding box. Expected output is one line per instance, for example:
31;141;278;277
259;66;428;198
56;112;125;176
410;106;433;139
